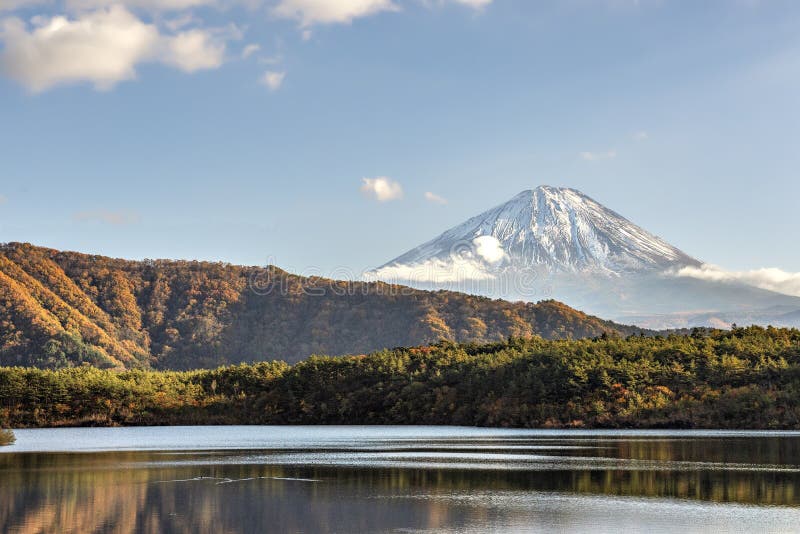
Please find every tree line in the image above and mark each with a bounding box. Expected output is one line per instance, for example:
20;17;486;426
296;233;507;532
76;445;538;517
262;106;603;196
2;325;799;429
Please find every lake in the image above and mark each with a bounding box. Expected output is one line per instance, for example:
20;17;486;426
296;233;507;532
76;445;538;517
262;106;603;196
2;427;800;533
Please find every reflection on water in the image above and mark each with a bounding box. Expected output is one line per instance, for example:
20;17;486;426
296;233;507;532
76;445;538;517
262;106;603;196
2;427;800;533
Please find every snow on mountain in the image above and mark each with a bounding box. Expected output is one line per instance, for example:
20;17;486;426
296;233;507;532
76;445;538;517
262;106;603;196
368;186;800;329
373;185;699;281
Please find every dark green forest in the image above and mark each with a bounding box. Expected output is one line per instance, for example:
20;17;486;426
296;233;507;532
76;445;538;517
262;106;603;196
2;326;799;429
0;242;646;370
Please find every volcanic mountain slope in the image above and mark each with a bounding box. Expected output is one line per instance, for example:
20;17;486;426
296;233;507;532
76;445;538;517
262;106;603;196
381;186;700;275
0;242;645;370
371;186;800;327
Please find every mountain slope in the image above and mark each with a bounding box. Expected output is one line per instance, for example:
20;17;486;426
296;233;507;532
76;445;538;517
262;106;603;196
379;186;700;275
0;242;645;370
371;186;800;327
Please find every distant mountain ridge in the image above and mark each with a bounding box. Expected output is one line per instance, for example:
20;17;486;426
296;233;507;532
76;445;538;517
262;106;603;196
0;242;647;370
372;186;800;328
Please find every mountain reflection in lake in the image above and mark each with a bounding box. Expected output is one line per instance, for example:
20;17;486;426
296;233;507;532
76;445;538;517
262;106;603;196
2;427;800;533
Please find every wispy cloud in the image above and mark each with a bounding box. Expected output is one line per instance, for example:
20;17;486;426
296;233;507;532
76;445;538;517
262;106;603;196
453;0;492;5
162;11;198;31
241;43;260;59
671;264;800;297
580;150;617;161
424;191;447;204
361;176;403;202
445;0;493;8
272;0;493;28
633;130;649;141
421;0;494;9
260;69;285;90
73;209;140;225
271;0;400;27
420;0;493;9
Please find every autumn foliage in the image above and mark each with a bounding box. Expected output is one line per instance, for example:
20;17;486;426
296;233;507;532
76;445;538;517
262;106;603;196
0;242;642;369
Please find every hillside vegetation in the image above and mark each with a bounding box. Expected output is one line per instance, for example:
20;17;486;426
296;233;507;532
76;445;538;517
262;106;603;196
1;326;799;429
0;242;643;370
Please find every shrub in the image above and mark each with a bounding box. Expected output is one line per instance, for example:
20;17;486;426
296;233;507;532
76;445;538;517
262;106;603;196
0;429;15;446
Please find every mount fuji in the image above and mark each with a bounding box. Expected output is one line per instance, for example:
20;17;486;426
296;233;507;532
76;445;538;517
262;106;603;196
370;186;800;329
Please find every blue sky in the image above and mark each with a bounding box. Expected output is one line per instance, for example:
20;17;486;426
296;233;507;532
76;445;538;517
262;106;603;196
1;0;799;277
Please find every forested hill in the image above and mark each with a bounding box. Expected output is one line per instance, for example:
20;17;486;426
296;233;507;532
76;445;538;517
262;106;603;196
3;326;800;429
0;242;646;370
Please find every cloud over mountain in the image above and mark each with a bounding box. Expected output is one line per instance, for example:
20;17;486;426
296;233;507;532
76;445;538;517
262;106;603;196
672;264;800;298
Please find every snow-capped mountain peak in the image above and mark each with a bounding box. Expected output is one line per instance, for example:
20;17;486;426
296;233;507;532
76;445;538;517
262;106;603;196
375;185;700;278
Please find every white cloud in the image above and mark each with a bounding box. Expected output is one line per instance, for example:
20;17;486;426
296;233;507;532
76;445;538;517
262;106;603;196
360;176;403;202
164;28;226;72
580;150;617;161
272;0;400;27
473;235;505;263
241;42;260;58
0;6;231;92
260;69;285;90
0;8;158;91
369;256;496;283
633;130;648;140
671;264;800;298
368;233;506;284
424;191;447;204
0;0;499;91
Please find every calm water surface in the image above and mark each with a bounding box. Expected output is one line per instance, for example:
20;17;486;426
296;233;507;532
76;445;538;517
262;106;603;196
2;426;800;533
